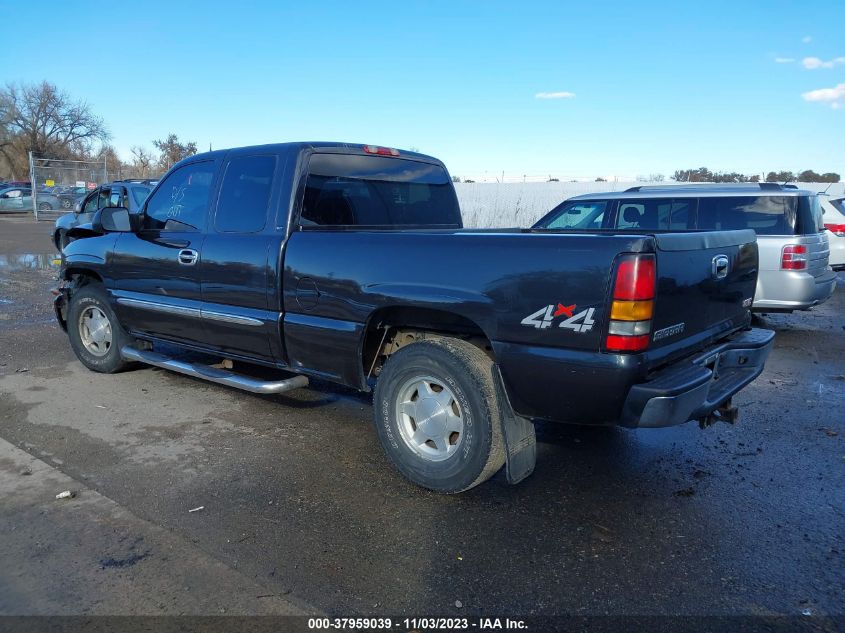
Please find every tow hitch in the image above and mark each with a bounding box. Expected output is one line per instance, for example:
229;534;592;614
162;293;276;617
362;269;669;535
699;399;739;429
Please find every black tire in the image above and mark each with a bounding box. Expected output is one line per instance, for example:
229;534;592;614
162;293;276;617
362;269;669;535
61;199;73;209
66;284;133;373
38;202;52;211
373;337;505;493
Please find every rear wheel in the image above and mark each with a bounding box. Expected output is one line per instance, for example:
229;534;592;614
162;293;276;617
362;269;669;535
38;202;52;211
66;284;133;373
373;337;505;493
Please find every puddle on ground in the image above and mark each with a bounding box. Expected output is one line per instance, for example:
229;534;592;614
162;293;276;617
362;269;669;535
0;254;61;271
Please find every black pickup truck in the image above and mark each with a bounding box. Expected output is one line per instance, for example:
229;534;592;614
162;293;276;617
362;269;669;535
54;142;774;492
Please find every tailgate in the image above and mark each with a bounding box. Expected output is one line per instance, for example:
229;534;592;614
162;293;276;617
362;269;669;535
648;229;758;359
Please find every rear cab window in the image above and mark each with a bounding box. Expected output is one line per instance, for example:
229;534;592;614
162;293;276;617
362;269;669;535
300;153;461;228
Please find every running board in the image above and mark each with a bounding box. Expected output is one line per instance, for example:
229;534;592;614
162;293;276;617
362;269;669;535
120;346;309;395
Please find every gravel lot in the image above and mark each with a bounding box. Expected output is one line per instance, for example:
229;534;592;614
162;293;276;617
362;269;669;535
0;215;842;618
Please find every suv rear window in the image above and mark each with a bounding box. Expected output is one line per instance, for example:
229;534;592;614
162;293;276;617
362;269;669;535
301;154;461;228
697;195;821;235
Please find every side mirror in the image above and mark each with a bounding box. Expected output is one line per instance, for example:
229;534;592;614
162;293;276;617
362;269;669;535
73;202;83;213
92;207;137;233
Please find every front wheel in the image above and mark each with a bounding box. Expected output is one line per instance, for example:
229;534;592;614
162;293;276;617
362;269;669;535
38;202;53;211
66;284;134;373
373;337;505;493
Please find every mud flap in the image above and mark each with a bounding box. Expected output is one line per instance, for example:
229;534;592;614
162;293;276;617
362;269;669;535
494;368;536;485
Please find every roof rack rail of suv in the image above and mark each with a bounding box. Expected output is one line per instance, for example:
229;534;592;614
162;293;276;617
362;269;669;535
624;183;792;193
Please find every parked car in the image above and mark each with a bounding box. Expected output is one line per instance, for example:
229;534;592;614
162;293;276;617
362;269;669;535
0;186;62;212
53;186;90;209
53;181;153;250
54;142;773;492
820;196;845;271
534;183;836;312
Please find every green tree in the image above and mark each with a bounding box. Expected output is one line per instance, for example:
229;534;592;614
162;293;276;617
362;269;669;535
765;171;796;183
153;133;198;172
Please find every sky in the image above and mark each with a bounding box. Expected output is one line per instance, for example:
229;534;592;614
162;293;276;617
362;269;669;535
1;0;843;181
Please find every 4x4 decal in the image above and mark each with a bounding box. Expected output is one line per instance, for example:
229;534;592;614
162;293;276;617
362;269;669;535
521;303;596;333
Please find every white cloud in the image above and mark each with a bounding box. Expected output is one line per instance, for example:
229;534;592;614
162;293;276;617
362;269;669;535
802;35;813;43
802;83;845;109
535;91;576;100
775;57;795;63
802;56;845;69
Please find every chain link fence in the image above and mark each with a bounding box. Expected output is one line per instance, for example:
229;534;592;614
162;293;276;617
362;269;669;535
27;154;124;221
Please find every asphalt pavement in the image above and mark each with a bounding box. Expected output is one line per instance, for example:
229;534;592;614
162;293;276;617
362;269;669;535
0;215;842;618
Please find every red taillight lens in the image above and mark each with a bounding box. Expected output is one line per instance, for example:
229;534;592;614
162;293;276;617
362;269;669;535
824;223;845;237
781;244;808;270
363;145;400;156
606;254;656;353
606;334;650;352
613;255;656;300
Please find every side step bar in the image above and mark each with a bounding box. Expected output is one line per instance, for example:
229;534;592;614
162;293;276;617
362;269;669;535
120;346;309;395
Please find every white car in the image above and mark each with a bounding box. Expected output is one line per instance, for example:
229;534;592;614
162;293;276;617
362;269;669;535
821;196;845;271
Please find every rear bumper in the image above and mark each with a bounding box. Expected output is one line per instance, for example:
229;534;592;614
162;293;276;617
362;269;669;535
621;328;774;428
753;269;836;311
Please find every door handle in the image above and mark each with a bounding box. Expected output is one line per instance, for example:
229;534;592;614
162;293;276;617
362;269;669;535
178;249;199;266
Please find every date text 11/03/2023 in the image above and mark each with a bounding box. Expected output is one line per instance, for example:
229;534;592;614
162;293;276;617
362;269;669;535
307;617;528;630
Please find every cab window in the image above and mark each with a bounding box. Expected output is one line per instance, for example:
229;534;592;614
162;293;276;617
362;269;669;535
215;155;275;233
143;162;215;232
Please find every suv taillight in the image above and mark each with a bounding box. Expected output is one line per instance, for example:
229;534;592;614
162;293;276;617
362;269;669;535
781;244;808;270
606;254;655;353
824;223;845;237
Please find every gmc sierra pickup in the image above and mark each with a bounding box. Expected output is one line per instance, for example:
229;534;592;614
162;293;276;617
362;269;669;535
54;142;774;492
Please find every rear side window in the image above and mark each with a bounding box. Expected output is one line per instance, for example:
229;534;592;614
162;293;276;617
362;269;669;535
615;199;671;230
536;201;607;229
301;154;461;227
697;196;795;235
215;155;276;233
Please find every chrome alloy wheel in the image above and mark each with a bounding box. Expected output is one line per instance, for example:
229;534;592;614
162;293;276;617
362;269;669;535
78;306;113;357
395;375;464;462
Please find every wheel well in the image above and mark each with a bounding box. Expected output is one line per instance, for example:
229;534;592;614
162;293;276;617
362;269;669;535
361;306;494;380
65;269;103;286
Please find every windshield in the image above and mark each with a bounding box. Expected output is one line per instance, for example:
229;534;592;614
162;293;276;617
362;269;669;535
533;200;607;230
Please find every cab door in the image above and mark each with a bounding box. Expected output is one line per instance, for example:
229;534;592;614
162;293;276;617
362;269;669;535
109;160;218;345
198;152;282;361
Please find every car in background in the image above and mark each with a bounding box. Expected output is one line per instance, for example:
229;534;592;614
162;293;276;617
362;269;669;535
0;186;62;212
821;196;845;271
53;185;91;209
533;183;836;312
53;181;153;249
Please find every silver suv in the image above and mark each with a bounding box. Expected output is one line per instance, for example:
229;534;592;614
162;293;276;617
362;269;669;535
533;183;836;312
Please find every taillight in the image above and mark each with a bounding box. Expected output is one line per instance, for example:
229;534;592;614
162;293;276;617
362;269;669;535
781;244;807;270
606;254;656;353
363;145;400;156
825;223;845;237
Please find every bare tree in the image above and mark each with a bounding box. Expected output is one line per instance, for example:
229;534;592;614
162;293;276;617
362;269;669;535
153;133;198;172
130;146;154;178
0;81;109;178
